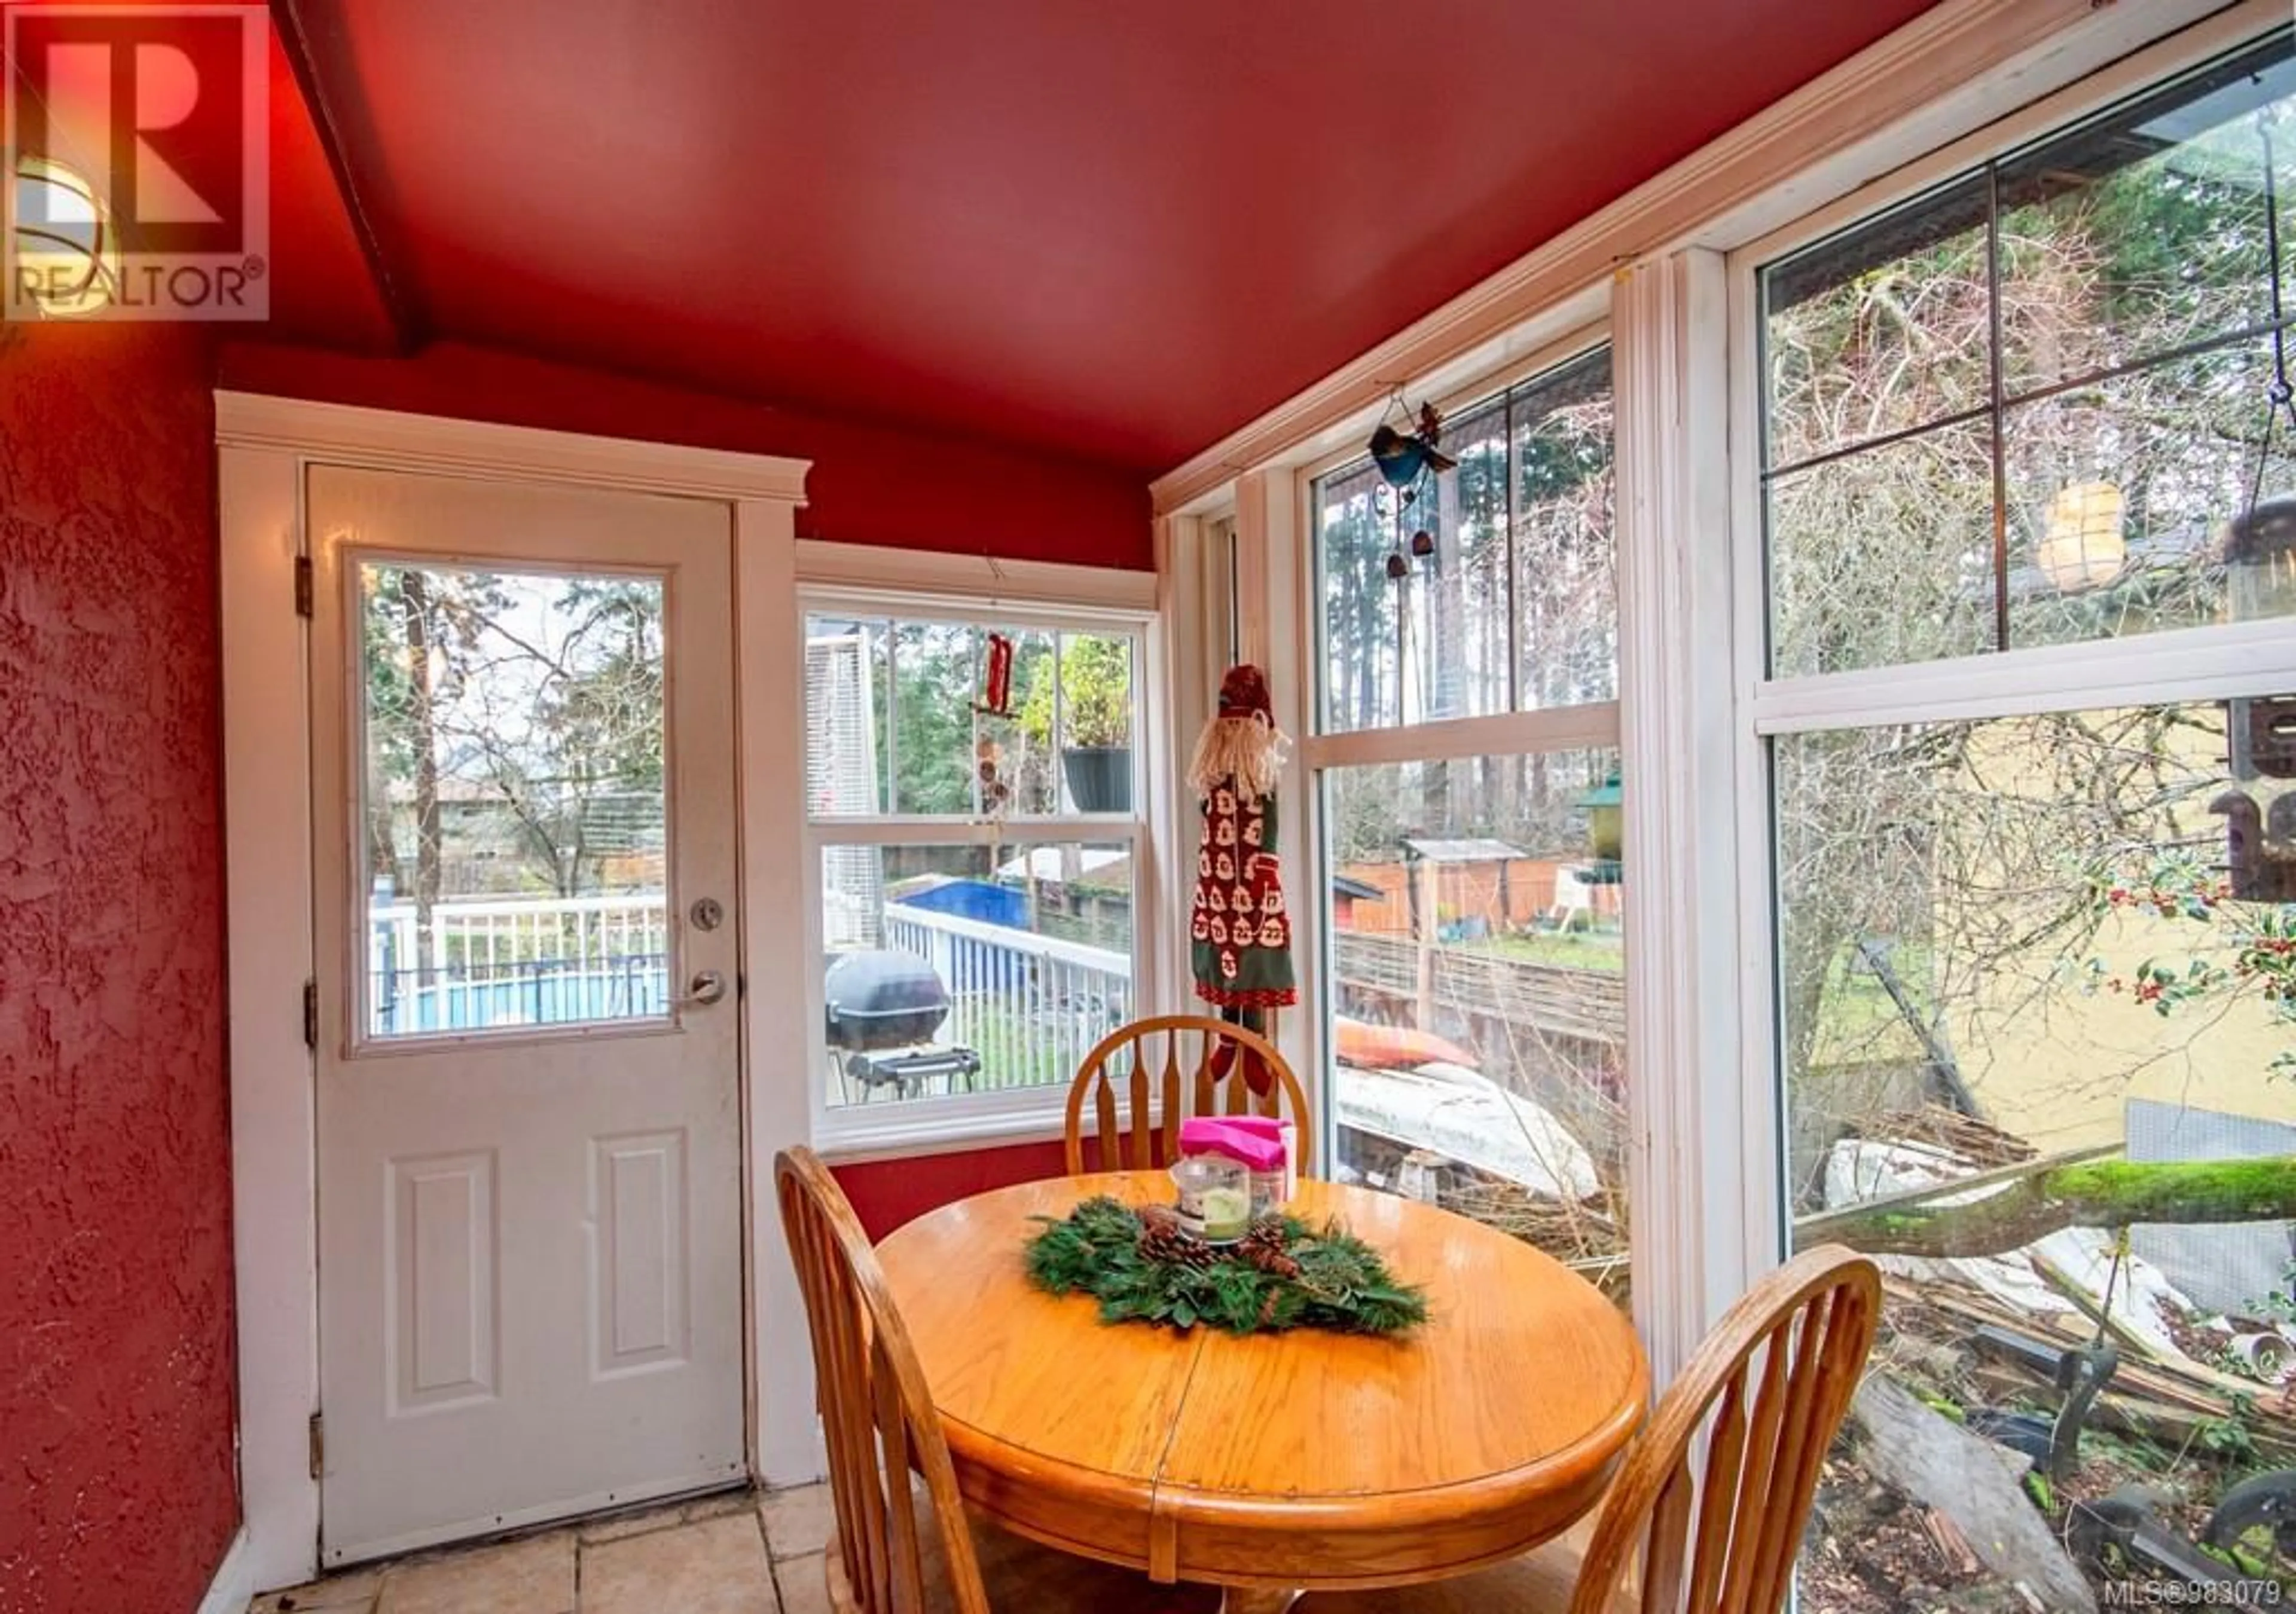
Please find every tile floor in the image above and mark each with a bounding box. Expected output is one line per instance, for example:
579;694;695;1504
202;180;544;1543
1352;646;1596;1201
248;1484;839;1614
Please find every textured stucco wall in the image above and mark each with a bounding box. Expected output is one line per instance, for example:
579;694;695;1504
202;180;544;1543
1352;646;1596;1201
0;320;239;1613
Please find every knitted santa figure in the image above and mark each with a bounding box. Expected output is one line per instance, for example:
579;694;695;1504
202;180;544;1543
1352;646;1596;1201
1187;665;1296;1026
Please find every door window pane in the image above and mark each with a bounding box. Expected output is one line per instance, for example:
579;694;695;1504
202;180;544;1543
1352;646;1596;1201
359;562;669;1037
1323;752;1628;1305
819;840;1135;1109
1776;699;2295;1610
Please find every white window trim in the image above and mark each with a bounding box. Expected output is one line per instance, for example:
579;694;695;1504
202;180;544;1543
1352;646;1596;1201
793;585;1169;1157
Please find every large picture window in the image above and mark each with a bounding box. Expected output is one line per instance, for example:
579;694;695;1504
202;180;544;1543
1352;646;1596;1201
1309;346;1631;1304
804;603;1149;1123
1755;35;2296;1611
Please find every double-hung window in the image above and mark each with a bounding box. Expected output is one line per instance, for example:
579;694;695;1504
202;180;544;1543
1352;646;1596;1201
1745;30;2296;1601
802;597;1153;1146
1306;344;1632;1304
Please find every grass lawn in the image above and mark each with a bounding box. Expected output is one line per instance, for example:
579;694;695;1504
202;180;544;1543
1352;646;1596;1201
1468;930;1626;971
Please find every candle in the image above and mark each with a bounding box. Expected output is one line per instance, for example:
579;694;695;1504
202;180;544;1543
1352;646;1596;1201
1199;1185;1250;1242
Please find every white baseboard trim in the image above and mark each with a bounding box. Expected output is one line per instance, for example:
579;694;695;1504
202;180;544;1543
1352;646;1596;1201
196;1527;255;1614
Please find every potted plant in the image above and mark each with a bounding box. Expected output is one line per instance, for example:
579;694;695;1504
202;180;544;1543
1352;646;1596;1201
1021;636;1133;812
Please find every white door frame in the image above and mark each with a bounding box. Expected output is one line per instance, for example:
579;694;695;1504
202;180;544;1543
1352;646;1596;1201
217;392;816;1593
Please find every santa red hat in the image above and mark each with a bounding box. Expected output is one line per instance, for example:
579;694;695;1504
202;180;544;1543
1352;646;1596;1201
1217;664;1274;723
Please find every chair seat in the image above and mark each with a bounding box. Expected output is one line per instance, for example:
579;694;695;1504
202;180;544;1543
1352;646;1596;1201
826;1514;1224;1612
1294;1537;1632;1613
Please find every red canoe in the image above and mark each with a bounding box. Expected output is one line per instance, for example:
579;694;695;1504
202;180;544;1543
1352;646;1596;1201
1332;1017;1474;1071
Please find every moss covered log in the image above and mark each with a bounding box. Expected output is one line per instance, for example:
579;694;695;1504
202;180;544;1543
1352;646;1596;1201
1818;1156;2296;1258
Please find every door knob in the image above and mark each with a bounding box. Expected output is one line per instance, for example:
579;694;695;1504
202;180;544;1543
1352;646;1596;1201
674;970;727;1010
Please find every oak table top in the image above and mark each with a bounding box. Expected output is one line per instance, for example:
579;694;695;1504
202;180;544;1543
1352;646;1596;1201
875;1171;1650;1611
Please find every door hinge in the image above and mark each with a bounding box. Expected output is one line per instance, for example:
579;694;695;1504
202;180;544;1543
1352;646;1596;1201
294;555;314;618
308;1412;324;1480
302;979;318;1049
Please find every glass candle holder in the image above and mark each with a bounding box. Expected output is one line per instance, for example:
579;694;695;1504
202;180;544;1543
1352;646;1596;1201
1168;1155;1251;1243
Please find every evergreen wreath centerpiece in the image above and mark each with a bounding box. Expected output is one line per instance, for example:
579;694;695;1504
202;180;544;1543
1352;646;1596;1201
1024;1196;1428;1336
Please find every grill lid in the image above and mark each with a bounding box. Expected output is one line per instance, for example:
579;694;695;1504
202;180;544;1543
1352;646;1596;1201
824;948;952;1049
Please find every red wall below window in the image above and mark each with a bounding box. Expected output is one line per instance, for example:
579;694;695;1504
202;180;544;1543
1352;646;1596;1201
831;1139;1075;1242
0;322;240;1612
216;340;1153;569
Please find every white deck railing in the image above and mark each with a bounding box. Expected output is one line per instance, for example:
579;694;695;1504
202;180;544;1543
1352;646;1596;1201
878;901;1131;1093
367;894;670;1035
365;892;1134;1078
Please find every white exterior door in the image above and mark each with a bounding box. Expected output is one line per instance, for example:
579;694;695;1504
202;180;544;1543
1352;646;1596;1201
307;465;746;1565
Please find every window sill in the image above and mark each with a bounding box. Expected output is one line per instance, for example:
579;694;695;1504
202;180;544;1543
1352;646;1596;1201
811;1097;1076;1165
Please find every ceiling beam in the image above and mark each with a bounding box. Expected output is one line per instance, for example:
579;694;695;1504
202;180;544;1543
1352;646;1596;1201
270;0;423;353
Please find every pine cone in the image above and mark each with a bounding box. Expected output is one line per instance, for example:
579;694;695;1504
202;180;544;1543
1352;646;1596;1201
1138;1218;1217;1269
1239;1221;1300;1279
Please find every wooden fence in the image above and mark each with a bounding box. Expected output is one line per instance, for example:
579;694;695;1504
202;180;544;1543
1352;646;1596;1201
1332;931;1625;1045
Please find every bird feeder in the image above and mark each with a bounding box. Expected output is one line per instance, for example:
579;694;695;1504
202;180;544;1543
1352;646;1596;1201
2226;495;2296;625
1579;772;1623;885
2213;499;2296;899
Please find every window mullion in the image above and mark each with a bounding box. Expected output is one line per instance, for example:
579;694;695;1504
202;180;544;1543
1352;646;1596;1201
1614;244;1758;1383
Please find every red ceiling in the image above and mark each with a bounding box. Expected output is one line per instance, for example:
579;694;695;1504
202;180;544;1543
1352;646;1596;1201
270;0;1938;473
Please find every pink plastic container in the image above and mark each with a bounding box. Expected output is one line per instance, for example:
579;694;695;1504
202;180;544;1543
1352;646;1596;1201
1177;1117;1291;1216
1218;1115;1300;1207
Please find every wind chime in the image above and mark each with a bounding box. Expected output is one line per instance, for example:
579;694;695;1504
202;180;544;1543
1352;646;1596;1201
1363;394;1455;721
972;633;1016;861
1368;395;1455;582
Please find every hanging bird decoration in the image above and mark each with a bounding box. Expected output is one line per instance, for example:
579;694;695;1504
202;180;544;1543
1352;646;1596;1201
1367;401;1457;499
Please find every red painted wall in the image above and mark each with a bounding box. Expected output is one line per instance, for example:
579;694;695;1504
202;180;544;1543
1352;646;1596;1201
832;1139;1073;1243
0;322;239;1612
216;340;1153;569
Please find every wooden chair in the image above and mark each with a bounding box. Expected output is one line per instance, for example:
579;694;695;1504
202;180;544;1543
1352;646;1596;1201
1061;1013;1313;1177
1297;1244;1882;1614
774;1147;1220;1613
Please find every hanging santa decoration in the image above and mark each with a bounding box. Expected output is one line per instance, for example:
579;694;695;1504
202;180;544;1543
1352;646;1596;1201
1187;667;1296;1077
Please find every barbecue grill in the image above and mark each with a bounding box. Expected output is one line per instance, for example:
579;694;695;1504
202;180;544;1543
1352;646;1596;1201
823;949;981;1099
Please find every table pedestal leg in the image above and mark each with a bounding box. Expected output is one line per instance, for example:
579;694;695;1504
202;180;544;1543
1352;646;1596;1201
1219;1591;1302;1613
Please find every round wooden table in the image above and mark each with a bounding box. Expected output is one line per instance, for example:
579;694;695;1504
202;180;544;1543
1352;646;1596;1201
876;1171;1649;1613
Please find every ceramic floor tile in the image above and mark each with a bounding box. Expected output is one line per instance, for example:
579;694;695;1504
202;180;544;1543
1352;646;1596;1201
579;1512;775;1614
577;1487;758;1545
771;1552;833;1614
679;1490;759;1526
576;1500;694;1546
757;1484;835;1562
374;1533;575;1614
248;1566;383;1613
